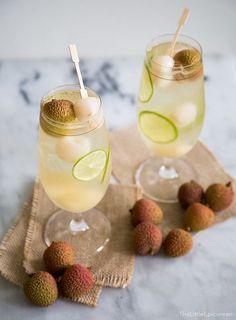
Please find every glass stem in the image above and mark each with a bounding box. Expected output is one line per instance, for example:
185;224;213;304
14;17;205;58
159;158;179;180
69;216;89;235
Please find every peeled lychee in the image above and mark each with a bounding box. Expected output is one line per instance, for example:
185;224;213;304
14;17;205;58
205;182;234;212
170;103;197;128
56;136;90;162
133;222;162;255
163;229;193;257
152;55;174;74
43;241;76;275
73;96;100;122
130;198;163;226
184;203;215;231
178;181;204;209
60;264;94;298
174;49;200;67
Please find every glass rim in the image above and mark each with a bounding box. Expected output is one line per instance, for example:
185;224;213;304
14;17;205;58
40;84;104;136
145;33;203;70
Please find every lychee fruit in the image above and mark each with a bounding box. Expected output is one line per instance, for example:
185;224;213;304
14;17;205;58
43;99;75;122
205;182;234;212
184;203;215;231
23;271;58;307
130;198;163;226
43;241;76;275
163;229;193;257
59;264;94;298
133;222;162;255
178;180;204;209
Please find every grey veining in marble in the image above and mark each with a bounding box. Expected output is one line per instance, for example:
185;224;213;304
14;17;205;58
0;55;236;319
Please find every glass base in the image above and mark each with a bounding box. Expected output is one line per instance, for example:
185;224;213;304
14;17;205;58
44;208;111;264
135;157;197;203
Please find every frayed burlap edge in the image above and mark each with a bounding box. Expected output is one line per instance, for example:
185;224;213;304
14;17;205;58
23;179;40;269
0;200;32;287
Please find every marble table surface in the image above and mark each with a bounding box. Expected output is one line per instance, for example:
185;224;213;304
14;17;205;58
0;55;236;319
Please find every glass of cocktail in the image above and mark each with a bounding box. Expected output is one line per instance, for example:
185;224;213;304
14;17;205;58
39;84;111;257
136;34;205;203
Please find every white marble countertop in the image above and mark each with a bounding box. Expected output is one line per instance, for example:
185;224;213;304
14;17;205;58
0;55;236;319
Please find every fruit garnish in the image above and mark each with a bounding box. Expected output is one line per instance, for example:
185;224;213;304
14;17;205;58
43;99;75;122
173;49;200;67
73;96;100;122
56;136;90;163
101;148;110;183
139;110;178;144
139;63;153;103
72;149;107;181
170;102;197;128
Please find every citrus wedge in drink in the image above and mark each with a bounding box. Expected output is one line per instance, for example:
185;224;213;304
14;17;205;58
72;149;107;181
139;110;178;144
101;148;110;182
139;64;153;103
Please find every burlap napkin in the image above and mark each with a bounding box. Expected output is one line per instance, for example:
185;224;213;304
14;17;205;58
0;195;102;306
22;181;141;304
0;201;31;287
110;125;236;234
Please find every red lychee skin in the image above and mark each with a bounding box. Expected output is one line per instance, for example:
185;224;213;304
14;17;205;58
205;182;234;212
60;264;94;298
130;198;163;226
133;222;162;255
178;181;204;209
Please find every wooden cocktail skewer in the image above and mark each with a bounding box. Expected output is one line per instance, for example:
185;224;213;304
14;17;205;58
69;44;100;122
168;8;190;57
69;44;88;99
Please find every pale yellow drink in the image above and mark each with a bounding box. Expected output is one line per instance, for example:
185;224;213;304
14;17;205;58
136;35;205;203
138;39;205;158
39;86;111;213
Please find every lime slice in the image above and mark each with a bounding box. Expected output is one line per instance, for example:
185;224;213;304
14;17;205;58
72;149;107;181
139;64;153;103
101;148;110;182
139;111;178;144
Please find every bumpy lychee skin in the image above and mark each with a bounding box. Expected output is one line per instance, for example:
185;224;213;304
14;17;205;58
43;99;75;122
163;229;193;257
60;264;94;298
178;180;204;209
133;222;162;255
205;182;234;212
184;203;215;231
130;198;163;226
43;241;76;275
23;271;58;307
